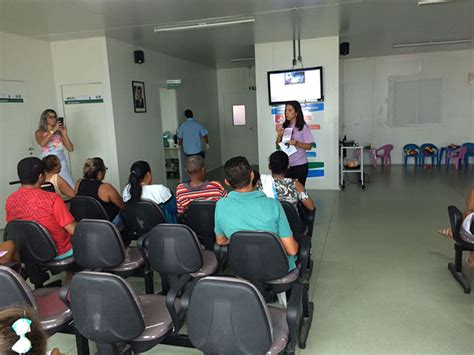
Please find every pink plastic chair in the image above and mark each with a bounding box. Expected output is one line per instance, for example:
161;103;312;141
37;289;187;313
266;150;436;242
446;146;468;170
375;144;394;166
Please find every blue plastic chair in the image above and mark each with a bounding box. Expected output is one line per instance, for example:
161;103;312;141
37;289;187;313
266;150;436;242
419;143;439;166
462;143;474;168
403;144;419;166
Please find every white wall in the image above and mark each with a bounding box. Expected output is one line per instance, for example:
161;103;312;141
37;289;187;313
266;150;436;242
342;49;474;164
217;67;257;164
0;32;58;227
50;37;120;187
255;36;340;190
0;32;58;150
105;38;221;188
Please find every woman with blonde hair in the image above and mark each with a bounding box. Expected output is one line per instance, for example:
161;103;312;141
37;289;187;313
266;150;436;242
35;109;74;187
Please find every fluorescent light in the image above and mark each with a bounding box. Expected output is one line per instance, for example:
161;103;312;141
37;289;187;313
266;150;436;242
154;18;255;33
230;58;255;63
393;39;472;48
418;0;453;5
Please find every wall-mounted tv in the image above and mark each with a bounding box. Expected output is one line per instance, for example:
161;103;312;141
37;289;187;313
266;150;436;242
267;66;323;105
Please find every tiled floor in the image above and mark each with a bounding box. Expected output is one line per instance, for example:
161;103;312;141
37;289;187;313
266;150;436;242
16;165;474;353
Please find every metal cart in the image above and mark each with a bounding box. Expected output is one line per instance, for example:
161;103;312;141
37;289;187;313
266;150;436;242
340;145;365;190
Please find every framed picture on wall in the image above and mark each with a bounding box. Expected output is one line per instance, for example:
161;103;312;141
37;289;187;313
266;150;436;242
132;81;146;113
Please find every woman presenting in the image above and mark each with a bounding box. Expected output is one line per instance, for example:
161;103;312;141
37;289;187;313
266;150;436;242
35;109;75;187
275;100;314;186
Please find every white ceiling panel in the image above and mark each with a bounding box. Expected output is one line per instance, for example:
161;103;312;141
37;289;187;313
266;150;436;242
0;0;472;68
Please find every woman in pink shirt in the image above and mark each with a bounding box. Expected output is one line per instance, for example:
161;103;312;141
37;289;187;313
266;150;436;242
275;101;314;186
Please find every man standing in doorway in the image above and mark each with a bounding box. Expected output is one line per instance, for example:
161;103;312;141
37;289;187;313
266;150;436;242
177;109;209;159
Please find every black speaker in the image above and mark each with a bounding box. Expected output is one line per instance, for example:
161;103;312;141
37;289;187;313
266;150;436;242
340;42;350;56
134;50;144;64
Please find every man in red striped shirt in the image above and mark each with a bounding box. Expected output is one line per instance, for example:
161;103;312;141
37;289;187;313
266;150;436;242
176;155;227;215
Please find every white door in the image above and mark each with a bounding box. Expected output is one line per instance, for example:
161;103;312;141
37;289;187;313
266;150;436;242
0;80;33;228
61;83;108;182
223;92;258;165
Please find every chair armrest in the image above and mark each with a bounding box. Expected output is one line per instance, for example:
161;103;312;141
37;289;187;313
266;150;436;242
137;233;151;259
59;285;71;308
165;274;192;334
286;282;304;351
213;243;228;272
297;236;312;280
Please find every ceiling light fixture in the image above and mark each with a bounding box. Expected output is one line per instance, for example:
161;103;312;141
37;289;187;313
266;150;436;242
230;58;255;63
154;18;255;33
393;39;472;48
418;0;454;5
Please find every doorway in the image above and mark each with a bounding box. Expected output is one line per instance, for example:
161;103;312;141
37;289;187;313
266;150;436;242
159;88;180;188
223;92;258;165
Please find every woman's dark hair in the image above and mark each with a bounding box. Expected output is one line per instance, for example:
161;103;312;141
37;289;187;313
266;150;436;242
282;100;305;131
0;306;47;355
269;151;289;175
128;161;151;203
83;157;106;179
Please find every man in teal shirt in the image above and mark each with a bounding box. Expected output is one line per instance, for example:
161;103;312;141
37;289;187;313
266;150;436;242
215;156;298;270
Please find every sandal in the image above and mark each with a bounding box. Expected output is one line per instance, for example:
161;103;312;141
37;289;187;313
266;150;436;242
438;227;453;239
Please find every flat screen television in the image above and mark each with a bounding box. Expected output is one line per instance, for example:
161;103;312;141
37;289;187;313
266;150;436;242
267;66;323;105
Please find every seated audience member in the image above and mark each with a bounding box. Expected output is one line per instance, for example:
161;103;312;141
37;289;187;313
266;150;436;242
176;155;227;215
439;187;474;267
42;155;75;200
261;151;315;211
5;157;75;260
122;160;177;223
75;157;124;225
0;240;20;266
214;156;298;270
0;306;62;355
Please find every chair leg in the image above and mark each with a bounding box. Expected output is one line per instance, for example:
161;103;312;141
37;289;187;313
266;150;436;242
144;267;154;294
75;332;90;355
448;246;471;294
96;343;130;355
299;282;314;349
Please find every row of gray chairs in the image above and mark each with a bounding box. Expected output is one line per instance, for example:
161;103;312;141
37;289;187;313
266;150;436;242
60;221;310;354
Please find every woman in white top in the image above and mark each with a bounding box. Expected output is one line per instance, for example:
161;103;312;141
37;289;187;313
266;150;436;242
42;154;75;200
122;161;177;223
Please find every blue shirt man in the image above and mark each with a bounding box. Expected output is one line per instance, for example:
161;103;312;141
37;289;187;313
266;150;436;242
215;156;299;270
178;109;208;157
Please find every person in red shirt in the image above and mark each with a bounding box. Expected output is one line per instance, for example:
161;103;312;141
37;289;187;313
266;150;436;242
176;155;227;216
5;157;76;260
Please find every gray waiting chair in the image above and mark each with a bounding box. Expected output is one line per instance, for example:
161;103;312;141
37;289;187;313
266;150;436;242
72;219;154;294
187;276;299;355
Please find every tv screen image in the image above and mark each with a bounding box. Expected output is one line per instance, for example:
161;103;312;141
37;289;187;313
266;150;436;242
268;67;323;105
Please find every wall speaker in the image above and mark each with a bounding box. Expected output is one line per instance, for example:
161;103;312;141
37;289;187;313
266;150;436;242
340;42;350;56
134;50;144;64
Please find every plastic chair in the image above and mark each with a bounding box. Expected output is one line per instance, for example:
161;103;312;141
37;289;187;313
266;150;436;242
4;220;76;289
122;200;167;241
462;143;474;168
73;219;154;294
65;271;190;354
403;144;419;166
184;200;217;250
419;143;439;166
447;206;474;293
70;196;109;221
375;144;394;166
228;231;313;349
446;146;468;170
187;276;297;355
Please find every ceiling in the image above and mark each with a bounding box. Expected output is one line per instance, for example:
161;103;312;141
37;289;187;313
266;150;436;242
0;0;473;68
